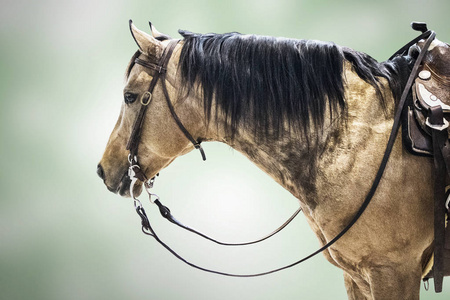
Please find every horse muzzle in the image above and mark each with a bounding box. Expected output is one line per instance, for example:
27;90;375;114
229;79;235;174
97;162;142;197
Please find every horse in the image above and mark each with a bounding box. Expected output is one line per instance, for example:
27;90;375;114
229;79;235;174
97;21;445;299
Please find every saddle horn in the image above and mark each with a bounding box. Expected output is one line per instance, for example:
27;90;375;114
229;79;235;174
411;22;428;34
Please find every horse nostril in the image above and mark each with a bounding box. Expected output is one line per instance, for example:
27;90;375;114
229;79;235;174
97;164;105;180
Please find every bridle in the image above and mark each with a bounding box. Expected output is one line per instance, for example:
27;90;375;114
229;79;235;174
124;27;436;277
126;40;205;193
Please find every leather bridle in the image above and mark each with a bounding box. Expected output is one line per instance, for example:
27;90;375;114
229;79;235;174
126;39;205;195
124;27;437;278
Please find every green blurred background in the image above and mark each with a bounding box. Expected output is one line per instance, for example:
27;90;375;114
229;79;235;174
1;0;450;299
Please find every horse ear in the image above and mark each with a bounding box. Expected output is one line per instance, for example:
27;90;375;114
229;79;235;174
149;21;171;41
129;20;162;57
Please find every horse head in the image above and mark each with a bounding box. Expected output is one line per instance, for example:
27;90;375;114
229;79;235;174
97;21;206;197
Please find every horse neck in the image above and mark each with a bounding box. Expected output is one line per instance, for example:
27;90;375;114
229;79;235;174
228;131;322;200
203;107;330;201
202;63;397;205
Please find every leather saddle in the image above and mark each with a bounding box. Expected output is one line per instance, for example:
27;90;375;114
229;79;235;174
403;39;450;155
401;36;450;285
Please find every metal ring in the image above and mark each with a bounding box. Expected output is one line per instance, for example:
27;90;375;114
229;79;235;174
140;91;152;106
130;177;139;200
134;198;143;210
148;193;159;204
145;177;156;190
128;154;138;164
143;183;159;204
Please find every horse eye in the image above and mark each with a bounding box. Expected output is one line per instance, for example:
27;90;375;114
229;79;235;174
124;92;137;104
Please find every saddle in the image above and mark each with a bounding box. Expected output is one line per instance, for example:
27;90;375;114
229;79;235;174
400;29;450;291
403;39;450;155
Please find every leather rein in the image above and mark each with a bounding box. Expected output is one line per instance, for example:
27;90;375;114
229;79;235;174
125;29;436;277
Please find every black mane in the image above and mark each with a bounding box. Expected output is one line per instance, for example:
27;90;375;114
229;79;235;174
178;30;405;140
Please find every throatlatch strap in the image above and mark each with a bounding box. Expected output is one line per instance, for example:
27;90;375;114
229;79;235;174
160;74;206;161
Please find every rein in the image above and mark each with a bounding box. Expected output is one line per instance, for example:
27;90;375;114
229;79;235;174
126;27;436;277
126;39;303;247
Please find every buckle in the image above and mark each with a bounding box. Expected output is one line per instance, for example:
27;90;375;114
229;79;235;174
157;66;166;74
426;117;449;131
140;91;152;106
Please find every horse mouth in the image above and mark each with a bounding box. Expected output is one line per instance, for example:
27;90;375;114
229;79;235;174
107;172;143;198
118;174;132;196
118;172;142;198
